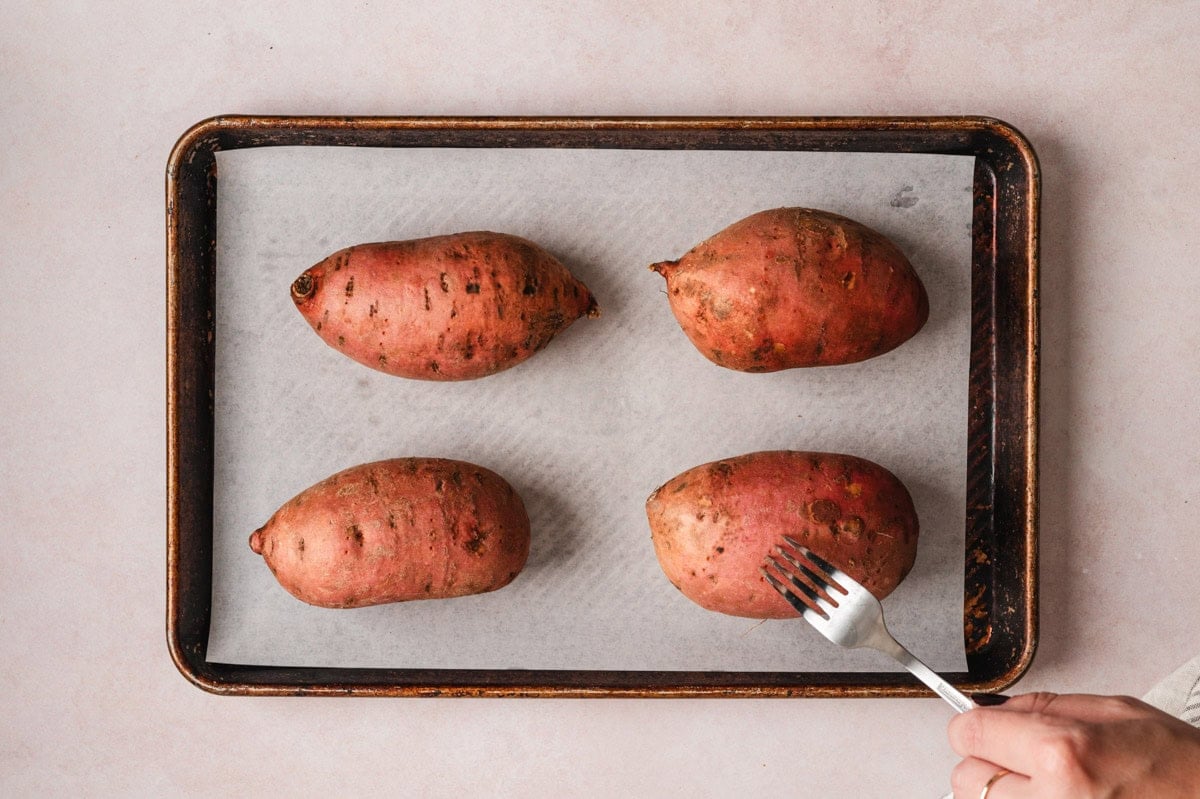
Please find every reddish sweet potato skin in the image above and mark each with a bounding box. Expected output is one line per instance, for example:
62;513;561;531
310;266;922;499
292;233;599;380
651;208;928;371
249;458;530;608
645;450;919;619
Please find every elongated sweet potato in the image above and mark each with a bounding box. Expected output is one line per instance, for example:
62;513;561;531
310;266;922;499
651;208;928;370
249;458;530;608
645;450;919;619
292;233;599;380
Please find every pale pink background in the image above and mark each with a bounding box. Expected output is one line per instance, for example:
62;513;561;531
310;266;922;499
3;2;1199;796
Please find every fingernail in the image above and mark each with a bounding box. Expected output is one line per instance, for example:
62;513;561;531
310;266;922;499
971;692;1009;706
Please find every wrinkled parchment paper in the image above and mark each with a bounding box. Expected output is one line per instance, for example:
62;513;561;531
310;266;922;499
206;146;974;671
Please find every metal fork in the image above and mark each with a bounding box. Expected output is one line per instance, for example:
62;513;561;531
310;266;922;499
761;536;975;713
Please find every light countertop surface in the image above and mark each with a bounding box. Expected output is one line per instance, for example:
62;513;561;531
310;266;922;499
3;3;1199;796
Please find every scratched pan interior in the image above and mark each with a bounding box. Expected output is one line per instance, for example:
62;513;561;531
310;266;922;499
166;116;1038;697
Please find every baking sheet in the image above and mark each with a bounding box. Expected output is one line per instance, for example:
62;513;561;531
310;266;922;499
206;146;974;672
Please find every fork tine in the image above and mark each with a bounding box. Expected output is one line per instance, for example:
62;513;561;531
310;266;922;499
773;546;843;603
781;537;848;594
761;554;832;619
759;567;823;619
761;555;822;610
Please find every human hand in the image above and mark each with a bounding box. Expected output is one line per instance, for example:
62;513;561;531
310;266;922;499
946;692;1200;797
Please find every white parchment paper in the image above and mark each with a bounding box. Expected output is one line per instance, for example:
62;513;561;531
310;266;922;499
206;146;974;672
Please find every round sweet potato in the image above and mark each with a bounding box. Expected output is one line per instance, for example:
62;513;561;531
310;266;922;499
249;458;530;608
651;208;928;370
292;233;599;380
645;450;919;619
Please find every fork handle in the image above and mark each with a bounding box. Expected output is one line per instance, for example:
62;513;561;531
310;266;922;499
876;637;976;713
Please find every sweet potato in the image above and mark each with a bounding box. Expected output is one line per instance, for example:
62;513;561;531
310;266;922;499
645;450;919;619
249;458;530;608
292;233;599;380
651;208;928;371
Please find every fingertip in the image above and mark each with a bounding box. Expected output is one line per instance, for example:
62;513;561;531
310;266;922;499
947;701;1065;776
971;692;1010;706
945;707;982;756
992;691;1061;713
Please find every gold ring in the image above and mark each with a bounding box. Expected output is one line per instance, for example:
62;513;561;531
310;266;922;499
979;768;1012;799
